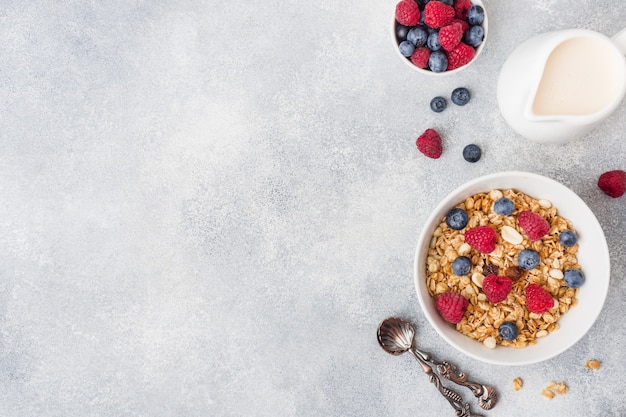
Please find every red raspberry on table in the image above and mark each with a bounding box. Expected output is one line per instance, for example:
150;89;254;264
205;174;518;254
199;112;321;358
410;47;431;69
525;283;554;314
447;42;475;70
395;0;421;26
439;22;464;51
454;0;472;20
464;225;497;253
416;128;442;159
436;292;469;323
518;211;550;241
598;170;626;198
482;274;513;304
423;1;455;28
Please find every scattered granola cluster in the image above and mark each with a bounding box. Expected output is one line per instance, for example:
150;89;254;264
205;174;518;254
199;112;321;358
427;189;582;347
541;381;569;400
513;360;602;399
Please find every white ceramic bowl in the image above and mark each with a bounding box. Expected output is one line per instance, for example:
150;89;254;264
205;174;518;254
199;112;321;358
414;171;610;365
392;0;488;76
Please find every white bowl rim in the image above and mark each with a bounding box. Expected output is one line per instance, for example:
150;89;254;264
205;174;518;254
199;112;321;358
413;171;611;365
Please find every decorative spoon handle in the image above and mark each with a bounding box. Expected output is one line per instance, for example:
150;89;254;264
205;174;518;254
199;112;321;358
413;348;498;410
410;350;481;417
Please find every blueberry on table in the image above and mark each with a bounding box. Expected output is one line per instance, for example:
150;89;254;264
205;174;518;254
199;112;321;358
446;207;469;230
451;87;471;105
494;197;515;215
462;144;481;162
430;96;447;113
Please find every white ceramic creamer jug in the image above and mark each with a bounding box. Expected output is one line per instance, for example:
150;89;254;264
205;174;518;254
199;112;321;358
497;28;626;144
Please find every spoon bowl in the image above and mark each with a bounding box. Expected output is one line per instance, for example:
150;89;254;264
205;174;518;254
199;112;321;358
377;317;498;413
377;317;414;355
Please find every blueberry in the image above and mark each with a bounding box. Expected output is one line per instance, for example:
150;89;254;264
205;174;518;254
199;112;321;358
407;27;429;47
462;144;481;163
452;256;472;276
468;4;485;25
451;87;471;106
559;230;578;247
498;321;518;341
564;269;585;288
517;249;540;270
439;0;453;5
446;208;469;230
427;32;441;51
430;96;447;113
396;24;410;42
429;51;448;72
399;40;415;57
464;25;484;47
494;197;514;215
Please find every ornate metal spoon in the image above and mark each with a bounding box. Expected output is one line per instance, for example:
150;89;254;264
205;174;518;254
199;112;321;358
377;317;498;415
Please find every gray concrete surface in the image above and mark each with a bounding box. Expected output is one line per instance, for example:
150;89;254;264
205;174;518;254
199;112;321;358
1;1;625;416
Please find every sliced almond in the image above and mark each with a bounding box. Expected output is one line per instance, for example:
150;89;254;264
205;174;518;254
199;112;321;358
483;336;496;349
471;272;485;288
549;269;564;279
501;225;523;245
538;199;552;208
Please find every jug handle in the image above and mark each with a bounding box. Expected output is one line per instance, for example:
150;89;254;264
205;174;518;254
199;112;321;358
612;28;626;55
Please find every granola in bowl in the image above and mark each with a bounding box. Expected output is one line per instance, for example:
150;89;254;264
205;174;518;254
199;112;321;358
426;188;582;348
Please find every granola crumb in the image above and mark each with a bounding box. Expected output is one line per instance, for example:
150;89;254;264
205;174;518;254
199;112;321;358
541;389;555;400
555;382;568;395
586;360;602;369
512;377;523;391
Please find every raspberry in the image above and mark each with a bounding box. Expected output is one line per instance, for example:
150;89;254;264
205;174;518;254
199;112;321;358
598;170;626;198
452;18;469;33
482;274;512;304
416;128;442;159
439;22;464;51
454;0;472;20
410;47;431;69
423;1;455;28
436;292;469;323
446;42;475;70
395;0;421;26
525;283;554;314
464;225;497;253
518;211;550;241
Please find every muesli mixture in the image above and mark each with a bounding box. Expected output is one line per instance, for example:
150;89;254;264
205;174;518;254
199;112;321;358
426;188;584;348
